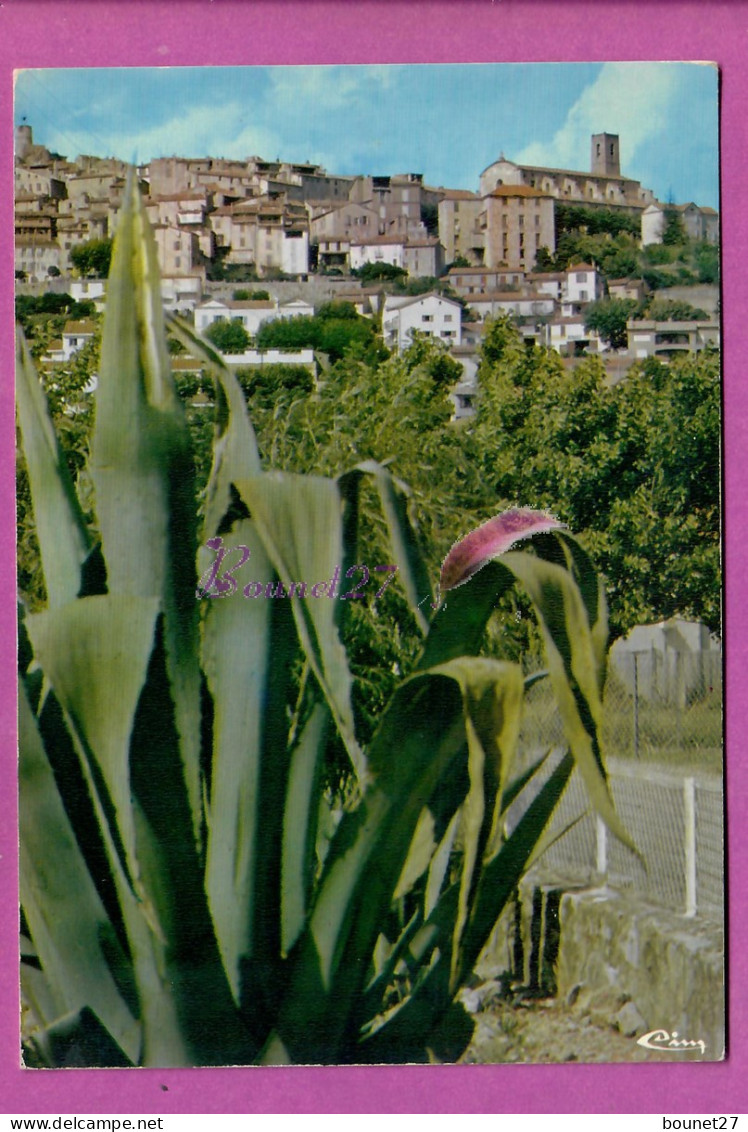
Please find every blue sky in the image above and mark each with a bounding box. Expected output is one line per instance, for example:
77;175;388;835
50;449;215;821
14;62;719;209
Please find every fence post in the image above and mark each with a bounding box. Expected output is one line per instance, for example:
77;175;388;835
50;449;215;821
595;815;607;880
684;776;697;917
632;652;641;759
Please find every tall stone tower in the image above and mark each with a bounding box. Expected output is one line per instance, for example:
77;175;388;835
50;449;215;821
591;132;620;177
15;123;33;161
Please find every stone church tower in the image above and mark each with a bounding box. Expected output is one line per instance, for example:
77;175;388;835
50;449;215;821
15;123;33;161
591;132;620;177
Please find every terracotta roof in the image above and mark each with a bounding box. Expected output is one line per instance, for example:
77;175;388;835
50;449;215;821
488;185;553;199
448;266;524;276
566;263;597;273
63;320;97;334
440;189;480;201
351;235;406;247
469;291;551;303
482;157;642;185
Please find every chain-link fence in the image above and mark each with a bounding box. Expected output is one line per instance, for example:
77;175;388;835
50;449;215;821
513;654;724;923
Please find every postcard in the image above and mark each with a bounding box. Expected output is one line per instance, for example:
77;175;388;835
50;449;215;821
2;1;747;1118
12;57;725;1073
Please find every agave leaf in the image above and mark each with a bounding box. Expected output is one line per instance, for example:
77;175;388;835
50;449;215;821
25;595;161;890
422;657;524;983
281;702;329;957
415;560;515;672
23;1007;135;1070
338;460;433;634
23;681;193;1068
235;472;363;780
27;595;251;1065
533;530;609;685
165;314;261;540
268;673;466;1063
90;171;202;838
15;329;91;607
424;810;459;919
439;508;565;594
19;682;141;1065
202;519;277;1002
499;549;634;851
454;751;575;990
365;752;575;1055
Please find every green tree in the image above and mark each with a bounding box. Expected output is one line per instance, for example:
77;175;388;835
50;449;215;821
204;319;251;354
533;246;555;272
352;262;408;284
255;312;381;364
645;298;709;321
584;298;641;349
70;238;113;278
662;208;686;247
471;317;720;638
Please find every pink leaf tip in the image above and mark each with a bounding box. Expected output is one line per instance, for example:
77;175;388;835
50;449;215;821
439;508;565;593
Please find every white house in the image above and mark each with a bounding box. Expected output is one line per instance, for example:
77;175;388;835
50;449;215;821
382;293;463;351
281;228;310;276
563;263;601;305
41;319;98;365
195;298;278;337
350;235;406;273
626;319;720;359
70;279;106;304
161;275;204;312
545;314;598;355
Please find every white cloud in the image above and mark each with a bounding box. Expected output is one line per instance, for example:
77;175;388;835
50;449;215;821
267;65;394;113
515;62;683;172
88;102;282;163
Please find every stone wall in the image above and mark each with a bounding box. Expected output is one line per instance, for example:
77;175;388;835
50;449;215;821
477;879;724;1060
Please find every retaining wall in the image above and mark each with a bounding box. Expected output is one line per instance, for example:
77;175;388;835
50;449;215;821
478;879;724;1060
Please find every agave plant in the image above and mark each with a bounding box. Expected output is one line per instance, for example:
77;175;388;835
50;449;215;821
17;174;633;1068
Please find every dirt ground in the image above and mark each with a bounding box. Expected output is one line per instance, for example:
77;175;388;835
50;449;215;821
460;988;679;1065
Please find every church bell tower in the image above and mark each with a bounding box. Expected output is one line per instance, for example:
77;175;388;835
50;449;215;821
591;132;620;177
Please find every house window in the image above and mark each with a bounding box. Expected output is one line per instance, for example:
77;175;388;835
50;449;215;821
422;314;434;323
444;314;453;323
576;272;587;282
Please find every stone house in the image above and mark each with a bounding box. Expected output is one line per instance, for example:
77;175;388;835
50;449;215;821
480;185;556;271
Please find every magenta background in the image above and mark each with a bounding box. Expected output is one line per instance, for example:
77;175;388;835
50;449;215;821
0;0;744;1114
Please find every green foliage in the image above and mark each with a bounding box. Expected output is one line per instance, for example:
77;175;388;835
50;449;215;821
204;319;251;353
70;238;113;278
662;208;686;246
352;261;408;283
585;296;710;348
315;300;359;321
584;298;640;348
533;246;555;272
473;318;721;638
556;203;641;239
15;292;78;332
233;288;270;301
17;176;627;1067
255;311;381;363
645;298;709;321
694;241;719;285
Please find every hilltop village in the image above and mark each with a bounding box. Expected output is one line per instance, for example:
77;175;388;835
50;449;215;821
15;124;719;416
